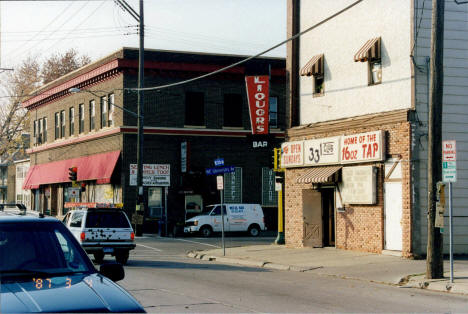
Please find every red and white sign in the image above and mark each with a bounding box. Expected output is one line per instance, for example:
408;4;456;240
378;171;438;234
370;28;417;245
340;130;384;164
443;140;456;161
245;75;269;134
281;141;304;168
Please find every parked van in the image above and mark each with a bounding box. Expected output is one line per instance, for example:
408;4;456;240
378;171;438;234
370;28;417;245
184;204;266;237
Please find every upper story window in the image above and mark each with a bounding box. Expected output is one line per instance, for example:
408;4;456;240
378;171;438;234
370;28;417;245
354;37;382;85
79;104;84;133
223;93;243;128
185;92;204;126
89;100;95;131
43;117;47;142
300;53;324;96
60;110;65;138
100;96;107;128
33;120;38;142
69;107;75;136
108;93;115;127
269;97;278;129
55;112;60;139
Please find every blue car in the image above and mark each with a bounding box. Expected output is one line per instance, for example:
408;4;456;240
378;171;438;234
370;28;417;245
0;205;145;313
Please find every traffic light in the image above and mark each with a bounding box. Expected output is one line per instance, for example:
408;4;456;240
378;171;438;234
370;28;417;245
81;182;86;192
270;148;282;171
275;175;284;184
68;167;77;182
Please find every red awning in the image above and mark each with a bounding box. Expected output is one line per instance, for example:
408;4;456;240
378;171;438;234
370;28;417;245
23;151;120;190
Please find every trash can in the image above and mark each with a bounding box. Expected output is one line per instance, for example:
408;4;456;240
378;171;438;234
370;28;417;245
157;219;166;237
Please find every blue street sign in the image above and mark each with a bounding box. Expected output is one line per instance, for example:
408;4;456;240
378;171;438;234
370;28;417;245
205;165;235;176
214;158;224;167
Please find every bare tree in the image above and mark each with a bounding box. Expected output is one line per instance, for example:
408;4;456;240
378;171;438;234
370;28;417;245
0;50;91;163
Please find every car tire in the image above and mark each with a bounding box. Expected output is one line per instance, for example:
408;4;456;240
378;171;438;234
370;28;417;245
93;252;104;264
115;250;129;265
200;226;213;238
248;224;260;237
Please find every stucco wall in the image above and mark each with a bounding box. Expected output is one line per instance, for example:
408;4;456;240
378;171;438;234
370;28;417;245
299;0;412;124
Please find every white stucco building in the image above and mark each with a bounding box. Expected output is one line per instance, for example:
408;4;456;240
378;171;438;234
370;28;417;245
283;0;468;257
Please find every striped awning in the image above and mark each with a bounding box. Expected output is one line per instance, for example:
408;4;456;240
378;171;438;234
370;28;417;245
296;166;342;184
300;54;324;76
354;37;381;62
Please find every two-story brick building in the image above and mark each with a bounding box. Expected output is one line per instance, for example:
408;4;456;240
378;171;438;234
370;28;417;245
22;48;286;232
283;0;468;257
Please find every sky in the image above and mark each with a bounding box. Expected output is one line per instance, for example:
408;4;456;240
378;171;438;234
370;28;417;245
0;0;286;69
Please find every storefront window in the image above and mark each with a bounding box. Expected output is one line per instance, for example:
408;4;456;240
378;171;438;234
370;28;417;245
148;187;163;218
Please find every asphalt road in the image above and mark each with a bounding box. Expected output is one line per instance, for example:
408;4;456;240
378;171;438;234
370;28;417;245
103;236;468;313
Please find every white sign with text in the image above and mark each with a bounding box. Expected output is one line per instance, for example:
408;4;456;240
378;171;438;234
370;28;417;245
130;164;171;186
340;130;384;164
304;136;340;166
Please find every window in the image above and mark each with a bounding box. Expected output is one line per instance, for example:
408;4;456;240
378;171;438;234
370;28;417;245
100;96;107;128
55;112;60;139
38;119;43;144
79;104;84;133
269;97;278;129
33;120;38;144
69;107;75;136
353;37;381;85
60;110;65;138
300;54;324;96
185;92;204;126
89;100;95;131
223;94;243;127
108;94;114;127
43;117;47;142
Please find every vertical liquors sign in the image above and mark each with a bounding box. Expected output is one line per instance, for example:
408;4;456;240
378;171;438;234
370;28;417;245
245;75;269;134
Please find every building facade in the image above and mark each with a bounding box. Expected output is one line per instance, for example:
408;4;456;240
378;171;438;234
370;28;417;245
284;0;468;256
23;48;286;232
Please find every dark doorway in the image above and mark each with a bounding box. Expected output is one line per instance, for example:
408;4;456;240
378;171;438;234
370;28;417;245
321;187;335;246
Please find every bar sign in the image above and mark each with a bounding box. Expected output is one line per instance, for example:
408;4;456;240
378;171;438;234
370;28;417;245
442;140;456;183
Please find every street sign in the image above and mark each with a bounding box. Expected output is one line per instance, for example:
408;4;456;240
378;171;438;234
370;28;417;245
68;187;80;198
214;158;224;167
217;175;224;190
442;140;457;183
205;165;235;176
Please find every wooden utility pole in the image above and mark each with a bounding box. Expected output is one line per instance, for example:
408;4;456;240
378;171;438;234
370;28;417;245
426;0;445;279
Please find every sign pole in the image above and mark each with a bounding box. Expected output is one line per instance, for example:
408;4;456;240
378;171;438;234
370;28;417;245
449;181;453;283
220;187;225;256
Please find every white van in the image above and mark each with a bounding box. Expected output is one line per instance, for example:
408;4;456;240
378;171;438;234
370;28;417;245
184;204;266;237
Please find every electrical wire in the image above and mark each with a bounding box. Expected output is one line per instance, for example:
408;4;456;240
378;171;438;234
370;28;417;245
126;0;364;92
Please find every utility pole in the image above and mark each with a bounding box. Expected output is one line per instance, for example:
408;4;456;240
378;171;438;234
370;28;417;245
426;0;445;279
135;0;145;236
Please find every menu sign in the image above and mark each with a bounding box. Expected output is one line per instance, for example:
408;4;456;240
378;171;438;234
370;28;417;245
304;137;340;166
340;130;384;164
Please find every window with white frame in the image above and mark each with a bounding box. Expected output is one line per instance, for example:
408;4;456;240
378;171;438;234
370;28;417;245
69;107;75;136
55;112;60;139
100;96;107;128
60;110;65;138
79;104;84;133
89;100;95;131
108;94;114;127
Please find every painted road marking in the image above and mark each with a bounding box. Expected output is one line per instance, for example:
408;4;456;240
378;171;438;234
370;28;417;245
136;243;163;252
173;238;220;248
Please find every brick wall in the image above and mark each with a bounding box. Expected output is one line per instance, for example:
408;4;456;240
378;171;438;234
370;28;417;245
285;113;412;255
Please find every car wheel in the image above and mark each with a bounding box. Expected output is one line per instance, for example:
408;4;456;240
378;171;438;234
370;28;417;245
115;251;129;265
200;226;212;238
248;225;260;237
93;252;104;264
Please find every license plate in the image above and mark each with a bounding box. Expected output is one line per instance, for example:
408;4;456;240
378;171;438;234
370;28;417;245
103;247;114;253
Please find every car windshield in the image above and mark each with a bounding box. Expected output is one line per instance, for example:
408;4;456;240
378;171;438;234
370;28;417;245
85;211;131;228
0;221;94;276
200;206;214;215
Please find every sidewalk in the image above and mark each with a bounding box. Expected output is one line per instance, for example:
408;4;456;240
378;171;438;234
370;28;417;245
187;244;468;295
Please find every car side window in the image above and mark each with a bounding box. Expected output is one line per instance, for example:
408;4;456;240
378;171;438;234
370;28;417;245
62;212;71;224
70;212;84;228
210;206;226;216
54;230;86;271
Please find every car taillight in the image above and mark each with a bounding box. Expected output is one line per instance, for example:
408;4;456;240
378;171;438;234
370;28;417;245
80;232;86;241
131;232;135;241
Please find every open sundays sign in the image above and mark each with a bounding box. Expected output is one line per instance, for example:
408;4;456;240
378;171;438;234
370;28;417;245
281;130;385;167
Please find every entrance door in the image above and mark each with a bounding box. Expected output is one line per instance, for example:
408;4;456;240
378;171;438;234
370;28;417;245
384;182;403;250
322;187;335;246
303;189;323;247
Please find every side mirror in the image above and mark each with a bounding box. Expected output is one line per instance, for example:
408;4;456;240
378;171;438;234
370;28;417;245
99;262;125;282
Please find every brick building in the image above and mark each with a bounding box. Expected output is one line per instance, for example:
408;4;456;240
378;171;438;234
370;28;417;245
22;48;286;232
284;1;468;257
